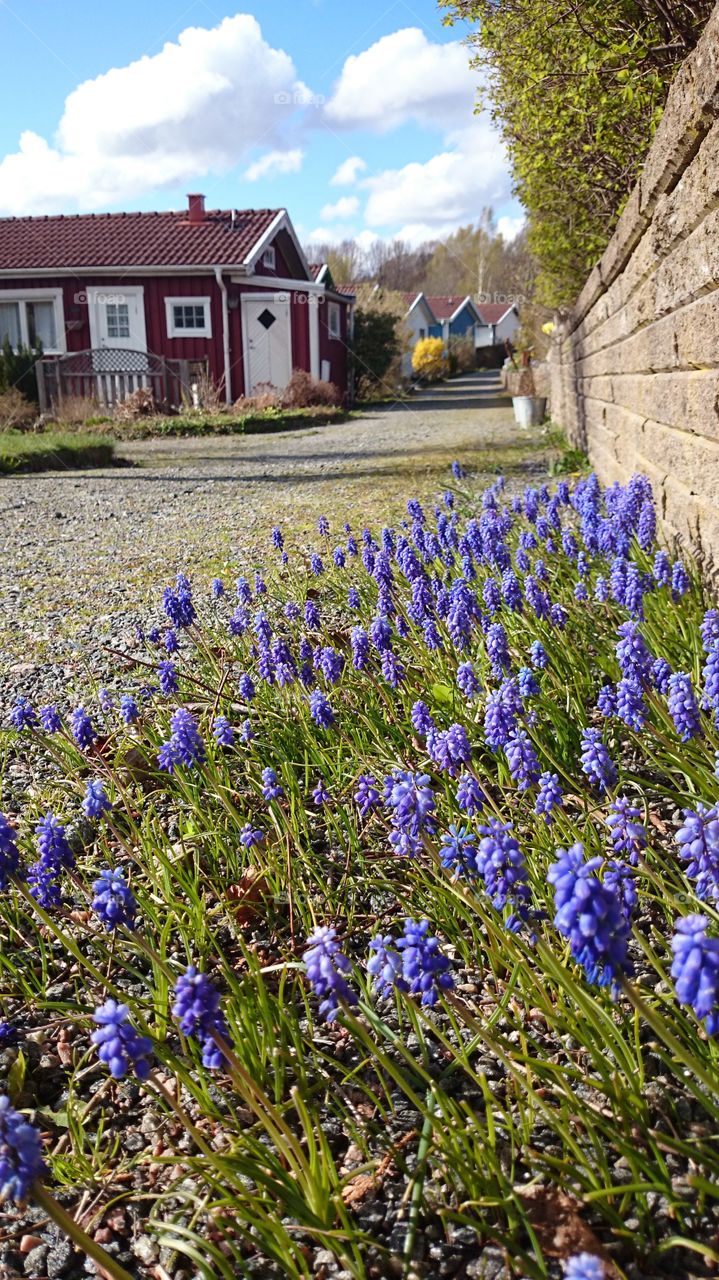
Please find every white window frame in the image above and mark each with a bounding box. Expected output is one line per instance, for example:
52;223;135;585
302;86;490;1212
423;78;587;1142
0;288;65;354
165;296;212;339
262;245;276;270
327;301;341;340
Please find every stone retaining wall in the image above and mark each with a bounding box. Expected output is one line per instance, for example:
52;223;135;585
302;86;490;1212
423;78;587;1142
549;3;719;575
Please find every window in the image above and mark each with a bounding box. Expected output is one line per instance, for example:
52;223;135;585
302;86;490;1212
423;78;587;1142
262;245;276;270
105;303;130;339
165;297;212;339
327;301;341;339
0;291;64;353
418;327;426;340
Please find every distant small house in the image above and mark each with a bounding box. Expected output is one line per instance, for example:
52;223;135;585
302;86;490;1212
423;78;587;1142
475;302;520;350
0;195;353;410
399;292;437;378
426;295;482;346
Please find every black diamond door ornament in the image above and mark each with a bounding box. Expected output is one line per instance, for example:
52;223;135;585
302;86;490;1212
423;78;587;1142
258;308;276;330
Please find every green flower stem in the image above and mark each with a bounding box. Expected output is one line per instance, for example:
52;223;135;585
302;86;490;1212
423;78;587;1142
620;978;719;1099
31;1182;136;1280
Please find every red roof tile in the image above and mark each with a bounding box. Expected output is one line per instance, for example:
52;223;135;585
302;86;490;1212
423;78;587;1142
334;283;358;296
308;263;325;280
0;207;282;271
424;295;474;321
476;302;516;325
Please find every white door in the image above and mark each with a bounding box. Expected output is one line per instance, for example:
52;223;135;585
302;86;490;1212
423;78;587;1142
89;288;147;354
242;295;292;394
88;287;149;399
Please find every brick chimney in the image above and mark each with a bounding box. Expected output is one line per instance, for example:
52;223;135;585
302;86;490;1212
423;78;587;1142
187;193;206;224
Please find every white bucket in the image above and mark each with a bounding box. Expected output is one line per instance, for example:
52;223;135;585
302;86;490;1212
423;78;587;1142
512;396;547;428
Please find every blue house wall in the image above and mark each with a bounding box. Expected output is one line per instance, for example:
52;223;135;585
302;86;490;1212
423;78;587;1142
429;303;478;340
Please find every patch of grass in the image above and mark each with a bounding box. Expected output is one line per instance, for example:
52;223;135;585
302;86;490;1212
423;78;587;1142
0;430;115;474
53;406;349;441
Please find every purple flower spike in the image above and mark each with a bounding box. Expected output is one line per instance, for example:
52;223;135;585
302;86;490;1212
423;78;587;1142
0;1096;46;1204
92;1000;153;1080
304;927;357;1022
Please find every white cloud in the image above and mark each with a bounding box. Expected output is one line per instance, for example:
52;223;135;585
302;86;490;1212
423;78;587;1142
330;155;366;186
0;15;313;214
320;195;359;221
244;148;304;181
325;29;477;132
362;118;510;231
497;214;526;242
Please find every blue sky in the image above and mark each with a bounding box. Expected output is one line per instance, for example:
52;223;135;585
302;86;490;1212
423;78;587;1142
0;0;524;249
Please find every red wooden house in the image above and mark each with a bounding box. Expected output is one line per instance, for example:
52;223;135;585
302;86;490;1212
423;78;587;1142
0;195;354;409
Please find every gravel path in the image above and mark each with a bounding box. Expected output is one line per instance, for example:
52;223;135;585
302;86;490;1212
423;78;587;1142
1;373;553;705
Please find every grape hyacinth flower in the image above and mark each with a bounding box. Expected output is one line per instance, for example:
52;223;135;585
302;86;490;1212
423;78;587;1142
158;661;179;696
312;779;331;807
158;708;206;773
456;771;484;816
120;695;139;725
355;775;380;817
397;919;453;1007
91;866;137;932
486;622;510;676
240;822;264;849
309;689;335;729
213;716;234;747
670;915;719;1035
440;825;479;879
27;863;62;909
580;729;617;793
240;719;253;742
384;770;436;857
69;706;95;750
606;798;646;865
9;697;37;731
82;780;111;821
563;1256;605;1280
505;731;541;791
597;685;617;718
484;687;519;752
303;927;357;1022
667;672;702;742
427;723;471;777
457;662;481;699
651;657;672;695
535;771;563;824
604;860;637;923
671;559;689;601
211;577;224;598
676;804;719;900
173;966;230;1069
0;1095;46;1204
411;700;434;737
477;820;533;930
38;704;62;734
615;622;652;684
615;677;647;731
517;667;539;700
529;640;548;670
261;767;285;803
700;609;719;653
238;673;256;702
164;629;178;655
92;1000;153;1080
34;813;72;872
367;935;407;999
548;844;631;993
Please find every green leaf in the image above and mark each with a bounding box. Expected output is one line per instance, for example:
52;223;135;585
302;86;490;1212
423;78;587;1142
7;1050;26;1103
